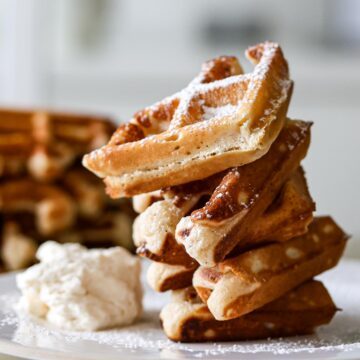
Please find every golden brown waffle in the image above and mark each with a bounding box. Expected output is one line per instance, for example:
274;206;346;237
193;217;347;321
160;281;337;342
176;120;312;266
83;42;293;197
62;167;107;218
0;205;135;271
0;108;115;180
133;171;222;267
57;209;135;250
239;166;315;248
138;162;315;296
135;165;314;267
0;179;76;236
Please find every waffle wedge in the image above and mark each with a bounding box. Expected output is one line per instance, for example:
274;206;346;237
83;42;293;197
160;281;337;342
239;166;315;248
133;172;222;267
176;120;312;266
135;165;314;267
193;217;347;320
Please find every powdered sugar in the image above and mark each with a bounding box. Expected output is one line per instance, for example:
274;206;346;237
1;260;360;359
168;73;250;129
202;104;240;121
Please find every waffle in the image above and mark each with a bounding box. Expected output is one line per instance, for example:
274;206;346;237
133;171;222;267
176;120;311;266
62;167;107;218
160;281;337;342
0;221;37;270
0;179;76;236
58;209;135;250
0;108;115;180
140;163;314;293
83;42;293;197
147;262;197;292
193;217;347;320
0;109;136;272
135;165;314;267
0;206;135;271
238;166;315;248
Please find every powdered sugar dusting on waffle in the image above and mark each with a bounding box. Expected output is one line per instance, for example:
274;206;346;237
169;74;249;129
202;104;240;121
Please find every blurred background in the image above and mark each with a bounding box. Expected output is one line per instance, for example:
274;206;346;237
0;0;359;257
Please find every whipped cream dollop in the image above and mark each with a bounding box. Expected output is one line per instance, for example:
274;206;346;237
16;241;142;331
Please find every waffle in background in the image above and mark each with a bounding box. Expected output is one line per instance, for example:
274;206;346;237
0;108;136;272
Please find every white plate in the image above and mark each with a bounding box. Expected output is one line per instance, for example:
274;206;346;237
0;259;359;360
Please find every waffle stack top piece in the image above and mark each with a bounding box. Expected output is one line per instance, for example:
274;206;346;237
83;42;293;197
0;109;135;272
83;42;348;342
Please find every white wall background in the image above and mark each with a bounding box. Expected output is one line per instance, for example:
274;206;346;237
0;0;359;257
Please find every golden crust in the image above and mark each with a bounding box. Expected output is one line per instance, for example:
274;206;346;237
134;165;314;268
83;42;292;197
239;166;315;247
176;120;312;266
193;217;347;320
160;281;337;342
133;172;222;266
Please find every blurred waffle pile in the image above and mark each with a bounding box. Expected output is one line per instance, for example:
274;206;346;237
0;108;135;272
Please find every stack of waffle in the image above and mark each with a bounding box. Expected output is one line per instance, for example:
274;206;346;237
83;42;348;342
0;109;135;272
